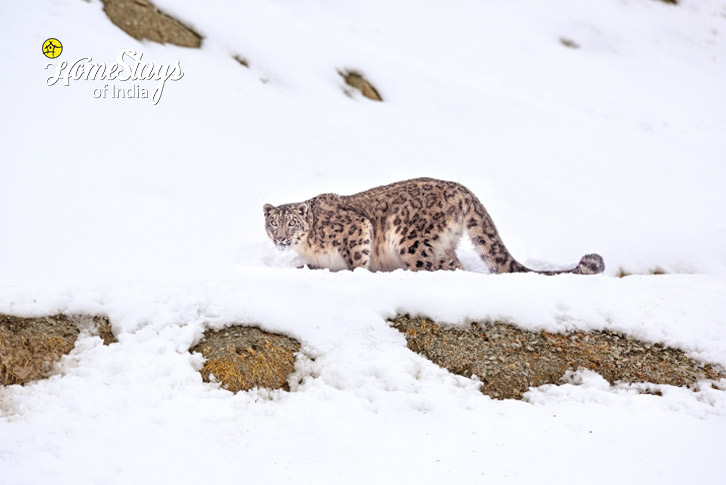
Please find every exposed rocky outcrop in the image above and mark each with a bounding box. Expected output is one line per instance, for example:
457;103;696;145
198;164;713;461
101;0;202;48
0;314;114;386
340;70;382;101
391;314;724;400
191;325;301;392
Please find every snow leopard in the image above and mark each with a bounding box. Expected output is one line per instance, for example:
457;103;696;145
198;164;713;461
263;177;604;274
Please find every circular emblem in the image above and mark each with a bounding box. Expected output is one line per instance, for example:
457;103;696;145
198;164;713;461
42;38;63;59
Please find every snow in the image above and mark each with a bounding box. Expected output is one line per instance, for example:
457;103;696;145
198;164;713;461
1;0;726;483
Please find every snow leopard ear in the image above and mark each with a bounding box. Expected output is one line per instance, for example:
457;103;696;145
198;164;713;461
296;203;309;218
263;204;276;217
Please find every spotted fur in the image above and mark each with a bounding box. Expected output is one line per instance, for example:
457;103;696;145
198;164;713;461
263;178;604;274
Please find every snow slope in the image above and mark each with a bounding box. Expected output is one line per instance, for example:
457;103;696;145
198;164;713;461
1;0;726;483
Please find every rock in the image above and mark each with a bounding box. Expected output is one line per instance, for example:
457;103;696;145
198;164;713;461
390;314;725;400
233;55;250;68
339;70;382;101
559;38;580;49
0;314;113;386
191;325;301;392
101;0;202;47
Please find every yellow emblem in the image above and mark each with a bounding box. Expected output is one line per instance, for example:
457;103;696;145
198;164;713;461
42;38;63;59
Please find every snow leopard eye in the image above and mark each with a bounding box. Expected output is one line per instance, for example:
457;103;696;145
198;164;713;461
269;220;278;227
288;219;298;227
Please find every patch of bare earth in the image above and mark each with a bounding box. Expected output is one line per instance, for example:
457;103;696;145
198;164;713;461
616;267;668;278
191;326;301;393
0;314;114;386
101;0;202;47
339;70;382;101
391;315;725;400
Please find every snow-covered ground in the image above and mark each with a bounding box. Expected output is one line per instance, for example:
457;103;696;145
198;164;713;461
2;0;726;483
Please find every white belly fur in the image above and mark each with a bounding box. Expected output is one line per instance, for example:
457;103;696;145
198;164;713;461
370;233;405;272
295;246;349;271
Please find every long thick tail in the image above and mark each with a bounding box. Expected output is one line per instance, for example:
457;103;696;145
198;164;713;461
533;253;605;275
568;253;605;275
463;192;605;275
